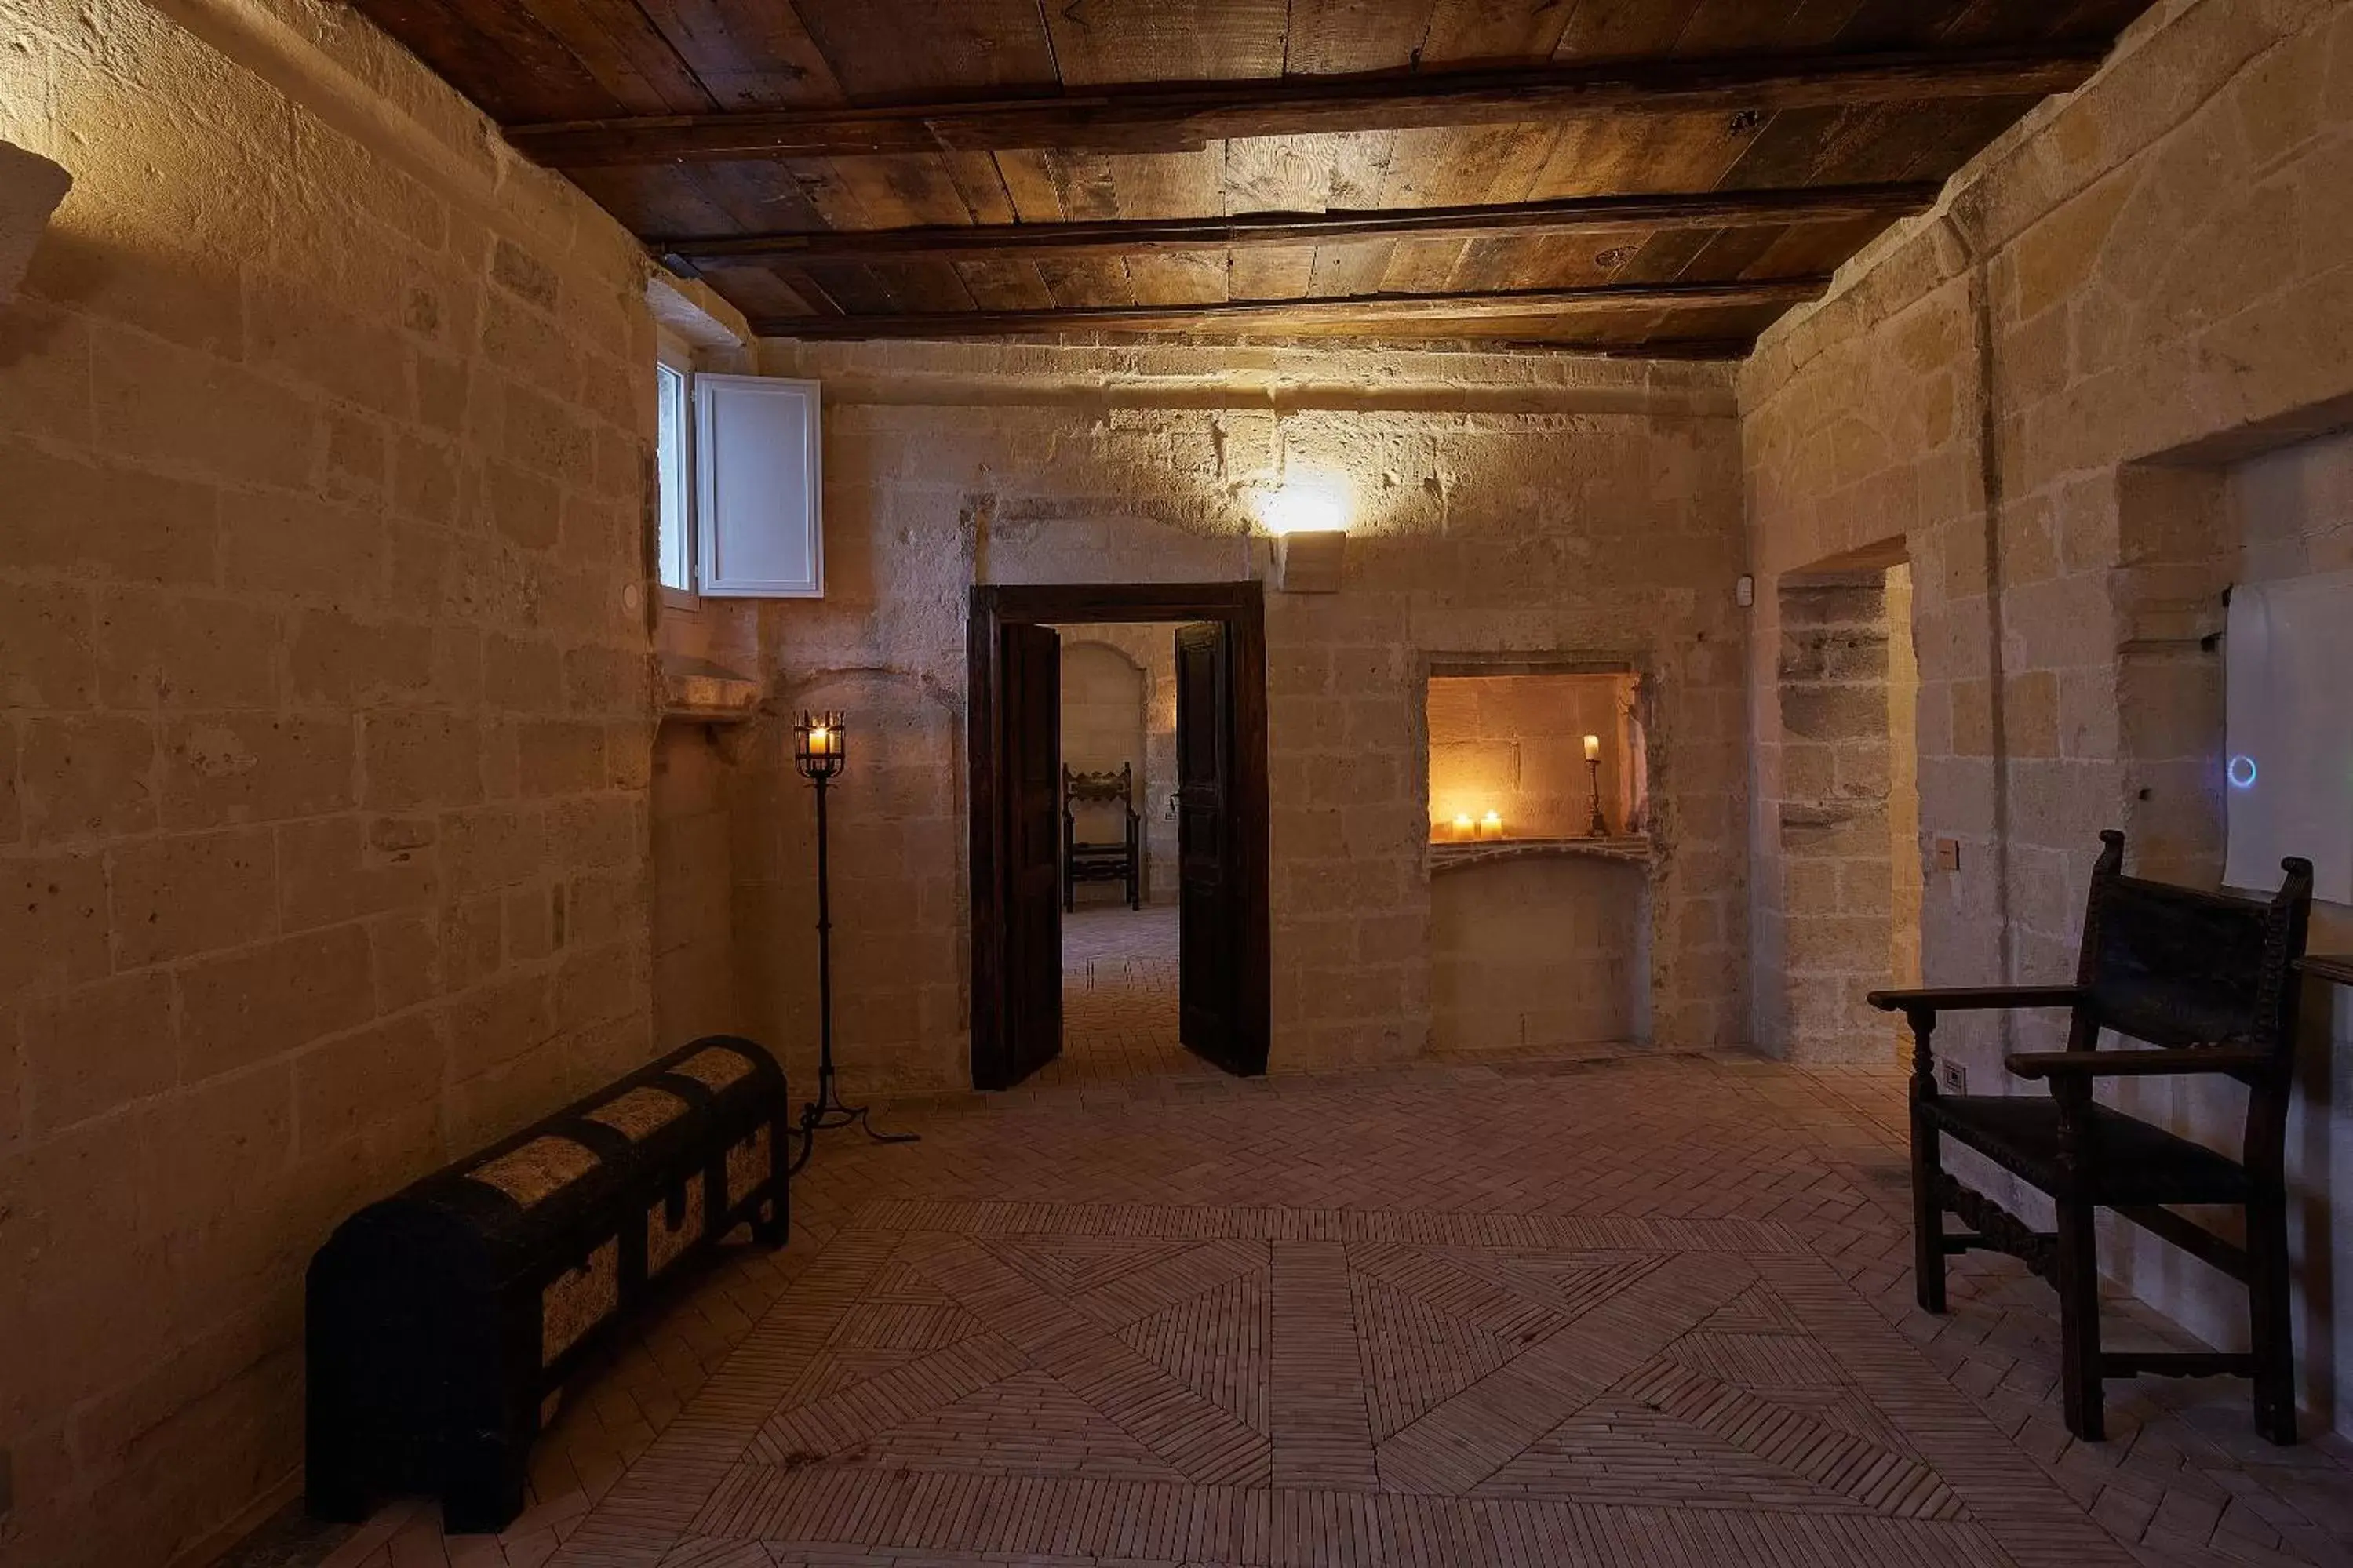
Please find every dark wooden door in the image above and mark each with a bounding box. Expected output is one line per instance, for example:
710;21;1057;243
1000;621;1063;1086
1175;621;1245;1071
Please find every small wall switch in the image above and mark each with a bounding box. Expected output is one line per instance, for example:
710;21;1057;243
1735;574;1754;608
1937;1060;1966;1095
1933;837;1961;872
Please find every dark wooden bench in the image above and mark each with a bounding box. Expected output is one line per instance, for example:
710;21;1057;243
1870;830;2313;1443
1064;762;1141;910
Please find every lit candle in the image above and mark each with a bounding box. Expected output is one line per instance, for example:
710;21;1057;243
1583;733;1601;762
1478;809;1503;840
810;723;832;755
1451;813;1474;842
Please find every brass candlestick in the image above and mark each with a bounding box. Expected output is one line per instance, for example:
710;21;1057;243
1583;755;1610;838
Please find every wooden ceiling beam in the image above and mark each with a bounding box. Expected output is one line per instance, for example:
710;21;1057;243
750;276;1830;339
510;45;2103;167
659;183;1938;268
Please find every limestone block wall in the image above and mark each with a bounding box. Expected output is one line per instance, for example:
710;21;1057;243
1430;857;1649;1054
1740;0;2353;1432
1770;574;1902;1061
726;340;1750;1096
0;0;660;1559
652;725;743;1042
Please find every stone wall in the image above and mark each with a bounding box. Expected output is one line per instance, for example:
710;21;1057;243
1430;857;1649;1054
1741;0;2353;1432
0;0;660;1559
652;725;743;1043
1886;563;1923;1001
722;340;1750;1097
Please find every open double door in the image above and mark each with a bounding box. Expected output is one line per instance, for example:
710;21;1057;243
969;586;1268;1090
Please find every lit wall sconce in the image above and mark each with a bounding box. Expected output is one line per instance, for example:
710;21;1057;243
0;140;72;305
1256;482;1348;594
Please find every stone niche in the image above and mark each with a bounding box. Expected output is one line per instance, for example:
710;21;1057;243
1426;664;1645;847
1425;661;1652;1055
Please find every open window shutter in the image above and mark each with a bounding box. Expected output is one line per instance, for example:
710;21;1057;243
693;373;822;597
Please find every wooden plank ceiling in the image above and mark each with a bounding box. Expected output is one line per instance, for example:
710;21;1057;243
356;0;2159;355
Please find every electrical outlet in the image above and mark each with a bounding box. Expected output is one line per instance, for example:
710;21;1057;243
1937;1060;1966;1095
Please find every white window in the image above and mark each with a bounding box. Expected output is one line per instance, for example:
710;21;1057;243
694;374;824;598
654;358;693;593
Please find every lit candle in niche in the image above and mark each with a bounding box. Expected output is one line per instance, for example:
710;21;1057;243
1583;733;1602;762
1451;813;1475;842
1478;809;1503;840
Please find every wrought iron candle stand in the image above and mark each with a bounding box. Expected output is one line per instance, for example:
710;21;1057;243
1583;740;1611;839
789;709;918;1174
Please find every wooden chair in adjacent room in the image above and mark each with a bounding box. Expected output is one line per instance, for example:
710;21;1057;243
1063;762;1142;911
1870;830;2314;1442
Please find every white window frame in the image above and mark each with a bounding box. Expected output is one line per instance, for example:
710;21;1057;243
693;373;825;599
654;335;697;607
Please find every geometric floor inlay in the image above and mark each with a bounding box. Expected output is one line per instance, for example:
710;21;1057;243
246;1050;2353;1568
636;1203;2136;1567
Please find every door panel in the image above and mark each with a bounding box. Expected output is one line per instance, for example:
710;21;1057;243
1001;621;1062;1086
1175;622;1243;1071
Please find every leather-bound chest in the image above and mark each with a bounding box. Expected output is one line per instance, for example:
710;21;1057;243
305;1035;789;1532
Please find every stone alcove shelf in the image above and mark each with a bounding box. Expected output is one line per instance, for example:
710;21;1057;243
1429;834;1655;872
2299;954;2353;988
659;655;762;725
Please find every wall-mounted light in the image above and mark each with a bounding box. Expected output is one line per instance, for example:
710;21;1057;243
1255;481;1349;594
1255;484;1345;537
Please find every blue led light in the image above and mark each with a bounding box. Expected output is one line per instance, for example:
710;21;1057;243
2227;754;2258;788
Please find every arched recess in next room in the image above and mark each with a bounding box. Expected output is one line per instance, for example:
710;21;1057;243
1768;538;1923;1063
1052;628;1178;905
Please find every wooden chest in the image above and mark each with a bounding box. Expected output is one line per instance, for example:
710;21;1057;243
304;1035;789;1532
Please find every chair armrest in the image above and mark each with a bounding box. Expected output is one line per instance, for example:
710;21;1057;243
2005;1046;2274;1080
1867;985;2084;1013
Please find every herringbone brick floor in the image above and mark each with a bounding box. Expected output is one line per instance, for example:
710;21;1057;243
1042;904;1197;1086
232;1050;2353;1568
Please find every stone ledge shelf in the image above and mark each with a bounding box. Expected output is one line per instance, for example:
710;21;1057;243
659;656;763;725
1429;835;1654;872
2300;954;2353;988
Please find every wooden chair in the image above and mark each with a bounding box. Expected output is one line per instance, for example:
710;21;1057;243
1062;763;1140;911
1869;830;2313;1443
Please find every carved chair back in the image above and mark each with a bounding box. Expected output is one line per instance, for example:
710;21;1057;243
1062;763;1138;838
2068;829;2314;1166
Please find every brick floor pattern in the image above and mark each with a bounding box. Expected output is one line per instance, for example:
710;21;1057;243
263;1053;2353;1568
1044;906;1199;1086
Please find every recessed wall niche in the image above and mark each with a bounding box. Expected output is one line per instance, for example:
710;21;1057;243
1423;657;1654;1057
1425;660;1647;855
